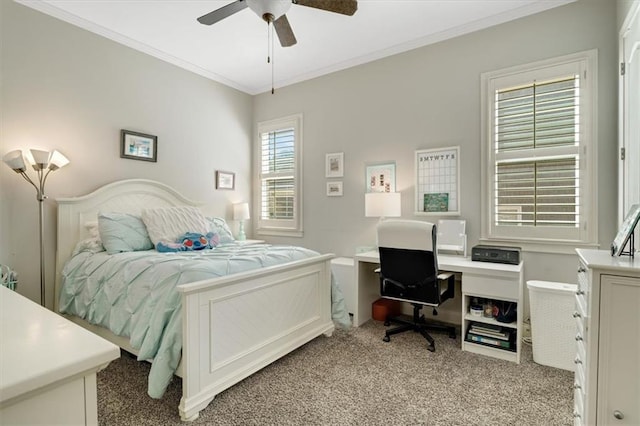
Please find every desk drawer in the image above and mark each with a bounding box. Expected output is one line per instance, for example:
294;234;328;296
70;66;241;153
463;274;519;300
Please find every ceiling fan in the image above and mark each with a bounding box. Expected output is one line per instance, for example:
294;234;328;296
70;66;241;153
197;0;358;48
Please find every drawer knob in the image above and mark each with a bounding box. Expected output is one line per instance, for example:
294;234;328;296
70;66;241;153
614;410;624;420
573;383;581;390
574;357;582;364
576;289;585;295
573;311;582;318
575;334;583;341
577;267;586;273
573;411;581;418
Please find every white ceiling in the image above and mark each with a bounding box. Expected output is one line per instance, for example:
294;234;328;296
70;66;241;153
18;0;575;95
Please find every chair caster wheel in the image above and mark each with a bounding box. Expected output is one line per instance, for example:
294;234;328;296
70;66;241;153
384;321;390;326
427;344;435;352
383;335;390;342
448;332;456;339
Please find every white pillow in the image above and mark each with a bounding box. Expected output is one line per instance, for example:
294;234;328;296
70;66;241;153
141;206;209;246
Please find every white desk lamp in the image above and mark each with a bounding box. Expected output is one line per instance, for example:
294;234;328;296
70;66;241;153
233;202;250;241
365;192;401;220
3;149;70;307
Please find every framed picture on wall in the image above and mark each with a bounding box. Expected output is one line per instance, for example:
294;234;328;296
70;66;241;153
365;161;396;193
326;181;343;197
120;129;157;162
325;152;344;178
215;170;235;190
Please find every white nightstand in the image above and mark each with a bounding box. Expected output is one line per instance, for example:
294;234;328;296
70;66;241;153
235;239;265;245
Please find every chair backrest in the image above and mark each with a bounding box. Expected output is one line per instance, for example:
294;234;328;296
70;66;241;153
377;220;439;304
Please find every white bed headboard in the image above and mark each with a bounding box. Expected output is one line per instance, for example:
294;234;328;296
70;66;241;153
55;179;200;311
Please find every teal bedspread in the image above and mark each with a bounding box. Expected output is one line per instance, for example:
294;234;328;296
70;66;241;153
59;243;350;398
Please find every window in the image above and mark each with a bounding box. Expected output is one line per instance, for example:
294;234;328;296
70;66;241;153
255;114;303;237
481;51;597;249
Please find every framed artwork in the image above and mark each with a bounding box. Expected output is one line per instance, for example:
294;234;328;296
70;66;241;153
325;152;344;178
365;162;396;193
120;129;157;162
326;181;343;197
611;204;640;256
415;146;460;215
215;170;235;190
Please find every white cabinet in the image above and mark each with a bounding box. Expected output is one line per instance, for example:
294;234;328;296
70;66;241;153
460;265;523;364
574;249;640;426
0;286;120;425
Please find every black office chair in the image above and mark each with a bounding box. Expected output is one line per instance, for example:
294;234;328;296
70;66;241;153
377;219;456;352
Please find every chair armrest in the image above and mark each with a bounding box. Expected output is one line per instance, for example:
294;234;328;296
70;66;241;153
374;267;381;273
437;272;454;280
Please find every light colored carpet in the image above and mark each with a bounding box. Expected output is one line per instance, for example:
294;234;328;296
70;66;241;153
97;321;573;425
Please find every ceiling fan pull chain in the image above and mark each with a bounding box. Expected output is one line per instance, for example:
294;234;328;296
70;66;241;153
267;20;271;64
271;21;275;94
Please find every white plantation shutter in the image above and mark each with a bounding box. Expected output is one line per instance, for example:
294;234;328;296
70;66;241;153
256;114;302;236
482;51;597;245
495;76;580;228
261;128;295;220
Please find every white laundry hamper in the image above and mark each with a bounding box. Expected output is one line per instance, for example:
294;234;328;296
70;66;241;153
527;280;577;371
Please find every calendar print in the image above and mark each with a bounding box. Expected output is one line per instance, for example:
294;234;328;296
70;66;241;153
415;146;460;215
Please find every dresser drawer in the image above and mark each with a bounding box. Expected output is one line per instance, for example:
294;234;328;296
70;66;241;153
462;274;519;300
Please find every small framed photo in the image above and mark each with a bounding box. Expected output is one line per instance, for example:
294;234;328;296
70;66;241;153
365;161;396;193
325;152;344;178
326;181;343;197
120;129;157;162
216;170;235;190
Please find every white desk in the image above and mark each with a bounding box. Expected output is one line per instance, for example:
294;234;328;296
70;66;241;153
0;286;120;425
354;250;524;363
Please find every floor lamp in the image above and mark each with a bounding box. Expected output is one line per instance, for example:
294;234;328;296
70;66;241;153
3;149;70;306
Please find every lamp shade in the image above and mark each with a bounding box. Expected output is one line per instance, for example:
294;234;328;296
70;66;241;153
49;150;70;170
2;150;27;172
28;149;51;170
365;192;401;218
233;202;251;221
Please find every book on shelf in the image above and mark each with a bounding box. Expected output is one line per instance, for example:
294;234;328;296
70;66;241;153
469;324;512;340
467;332;512;349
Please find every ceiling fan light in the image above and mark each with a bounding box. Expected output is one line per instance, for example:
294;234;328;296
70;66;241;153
247;0;291;21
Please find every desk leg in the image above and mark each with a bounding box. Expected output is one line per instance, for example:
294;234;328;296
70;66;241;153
354;259;380;327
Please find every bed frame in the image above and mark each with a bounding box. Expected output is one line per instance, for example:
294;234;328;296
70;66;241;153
54;179;335;421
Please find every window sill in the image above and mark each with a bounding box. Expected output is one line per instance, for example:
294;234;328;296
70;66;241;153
478;238;600;255
257;229;303;238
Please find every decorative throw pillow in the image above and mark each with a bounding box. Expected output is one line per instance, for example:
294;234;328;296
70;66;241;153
156;232;219;253
141;206;209;246
98;212;154;254
206;217;235;244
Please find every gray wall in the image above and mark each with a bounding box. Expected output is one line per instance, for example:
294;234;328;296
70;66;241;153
0;1;253;306
253;0;617;318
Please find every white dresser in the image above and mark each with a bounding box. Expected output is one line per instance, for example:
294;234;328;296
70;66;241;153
0;286;120;425
574;249;640;426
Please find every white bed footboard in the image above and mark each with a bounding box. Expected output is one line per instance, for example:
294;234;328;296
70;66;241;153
178;255;334;421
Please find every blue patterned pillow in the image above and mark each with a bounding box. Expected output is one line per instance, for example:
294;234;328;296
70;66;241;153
98;212;154;254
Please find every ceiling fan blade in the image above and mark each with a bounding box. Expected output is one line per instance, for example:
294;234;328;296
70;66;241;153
293;0;357;16
197;0;248;25
274;14;297;47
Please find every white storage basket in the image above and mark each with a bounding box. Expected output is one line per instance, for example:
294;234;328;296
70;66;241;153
527;280;577;371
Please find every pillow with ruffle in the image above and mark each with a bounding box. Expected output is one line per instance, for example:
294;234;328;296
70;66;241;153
98;212;154;254
142;206;209;246
206;217;235;244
